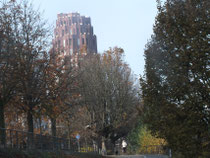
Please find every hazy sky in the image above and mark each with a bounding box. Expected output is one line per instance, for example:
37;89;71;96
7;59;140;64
33;0;158;77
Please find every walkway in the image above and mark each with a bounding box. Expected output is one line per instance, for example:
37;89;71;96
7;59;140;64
106;155;168;158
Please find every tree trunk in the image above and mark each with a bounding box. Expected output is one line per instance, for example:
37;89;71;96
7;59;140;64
39;117;42;135
27;110;34;148
0;101;6;146
101;136;106;155
112;140;117;155
27;110;34;133
51;117;56;137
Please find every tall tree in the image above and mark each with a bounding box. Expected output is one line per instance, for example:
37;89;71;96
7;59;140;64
141;0;210;157
12;0;50;134
0;1;20;145
42;51;78;137
79;47;140;154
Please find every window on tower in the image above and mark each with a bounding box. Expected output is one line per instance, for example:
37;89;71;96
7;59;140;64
58;40;61;48
63;40;65;47
69;38;72;45
70;48;73;55
68;18;71;25
65;26;68;33
78;39;80;46
86;38;88;45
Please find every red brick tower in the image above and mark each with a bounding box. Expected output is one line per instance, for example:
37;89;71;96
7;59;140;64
52;12;97;62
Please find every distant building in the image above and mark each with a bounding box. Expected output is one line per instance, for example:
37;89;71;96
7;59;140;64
52;12;97;62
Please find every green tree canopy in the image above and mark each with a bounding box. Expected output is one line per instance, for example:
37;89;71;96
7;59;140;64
141;0;210;157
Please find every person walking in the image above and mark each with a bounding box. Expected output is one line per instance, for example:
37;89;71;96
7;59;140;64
122;140;127;153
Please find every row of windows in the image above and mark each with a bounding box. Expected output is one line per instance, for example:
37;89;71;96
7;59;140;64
58;18;90;27
56;27;91;37
59;28;78;36
59;17;77;26
56;38;88;47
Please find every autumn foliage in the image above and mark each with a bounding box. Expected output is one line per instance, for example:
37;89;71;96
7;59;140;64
0;1;141;154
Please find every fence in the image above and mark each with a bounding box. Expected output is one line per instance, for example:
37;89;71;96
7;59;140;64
0;128;171;156
0;127;96;152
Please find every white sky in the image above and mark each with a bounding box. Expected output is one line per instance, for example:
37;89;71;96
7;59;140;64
33;0;158;77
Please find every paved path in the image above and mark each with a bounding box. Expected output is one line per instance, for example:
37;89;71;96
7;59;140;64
107;155;145;158
106;155;168;158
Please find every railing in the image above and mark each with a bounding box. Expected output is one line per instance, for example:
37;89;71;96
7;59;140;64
0;128;96;152
0;128;171;156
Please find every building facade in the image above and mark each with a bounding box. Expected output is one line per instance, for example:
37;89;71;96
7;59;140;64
52;12;97;59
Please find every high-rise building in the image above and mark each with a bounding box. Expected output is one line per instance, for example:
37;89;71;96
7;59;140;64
52;12;97;59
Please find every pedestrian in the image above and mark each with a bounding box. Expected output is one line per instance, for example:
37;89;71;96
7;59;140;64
122;140;127;153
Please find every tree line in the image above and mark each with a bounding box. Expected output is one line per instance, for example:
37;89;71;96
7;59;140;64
0;0;140;153
1;0;209;157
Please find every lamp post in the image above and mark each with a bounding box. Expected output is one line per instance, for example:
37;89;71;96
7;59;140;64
76;133;80;152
